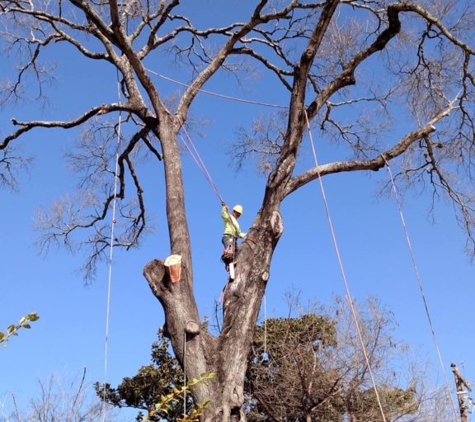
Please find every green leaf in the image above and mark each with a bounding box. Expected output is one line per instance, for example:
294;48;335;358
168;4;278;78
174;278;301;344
27;312;40;322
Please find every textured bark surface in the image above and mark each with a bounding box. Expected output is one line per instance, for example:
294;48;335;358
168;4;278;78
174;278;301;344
143;203;284;421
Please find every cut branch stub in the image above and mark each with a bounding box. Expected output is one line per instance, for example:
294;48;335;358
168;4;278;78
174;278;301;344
164;254;182;283
143;259;169;296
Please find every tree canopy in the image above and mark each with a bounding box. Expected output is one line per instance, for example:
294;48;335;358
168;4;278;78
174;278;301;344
1;1;474;420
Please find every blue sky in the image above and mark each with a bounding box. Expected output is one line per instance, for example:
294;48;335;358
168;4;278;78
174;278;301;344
1;2;474;421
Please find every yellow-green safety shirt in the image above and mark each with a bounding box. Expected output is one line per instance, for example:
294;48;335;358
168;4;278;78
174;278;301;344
221;205;246;238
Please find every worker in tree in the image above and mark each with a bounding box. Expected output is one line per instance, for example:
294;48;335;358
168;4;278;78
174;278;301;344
221;202;246;272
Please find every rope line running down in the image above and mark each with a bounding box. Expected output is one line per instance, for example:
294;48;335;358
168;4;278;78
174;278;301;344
305;112;388;422
101;73;123;422
383;159;459;421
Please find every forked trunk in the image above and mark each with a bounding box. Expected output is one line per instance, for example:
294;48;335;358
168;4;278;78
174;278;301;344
143;209;284;421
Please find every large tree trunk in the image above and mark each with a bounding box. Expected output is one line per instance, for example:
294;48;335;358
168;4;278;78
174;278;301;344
143;198;284;421
140;38;306;419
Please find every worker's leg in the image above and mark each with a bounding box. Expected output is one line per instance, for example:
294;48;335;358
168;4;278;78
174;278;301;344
222;235;233;251
221;235;235;272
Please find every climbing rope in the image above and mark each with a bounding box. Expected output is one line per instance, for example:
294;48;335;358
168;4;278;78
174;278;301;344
260;293;267;356
101;71;122;422
383;159;459;420
183;329;187;418
146;68;287;110
181;124;269;357
180;127;225;204
305;112;388;422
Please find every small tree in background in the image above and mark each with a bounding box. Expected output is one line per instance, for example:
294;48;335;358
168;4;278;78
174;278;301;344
1;371;108;422
96;331;195;421
245;297;426;422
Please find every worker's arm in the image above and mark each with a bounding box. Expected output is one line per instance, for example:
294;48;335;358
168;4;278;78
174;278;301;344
221;204;230;221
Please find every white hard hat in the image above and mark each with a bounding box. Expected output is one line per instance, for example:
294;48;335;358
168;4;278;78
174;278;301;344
233;205;243;214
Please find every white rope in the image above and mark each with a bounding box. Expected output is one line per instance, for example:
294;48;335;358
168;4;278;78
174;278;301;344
183;330;187;418
101;73;122;422
305;112;388;422
383;160;459;421
263;293;267;356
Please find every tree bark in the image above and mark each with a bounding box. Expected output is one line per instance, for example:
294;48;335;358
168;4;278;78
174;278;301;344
143;202;284;421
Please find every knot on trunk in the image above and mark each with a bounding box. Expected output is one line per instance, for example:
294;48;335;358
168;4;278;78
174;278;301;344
185;320;200;335
304;47;315;59
270;210;284;238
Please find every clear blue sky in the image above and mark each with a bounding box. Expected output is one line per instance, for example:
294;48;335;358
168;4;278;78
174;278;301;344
1;2;474;420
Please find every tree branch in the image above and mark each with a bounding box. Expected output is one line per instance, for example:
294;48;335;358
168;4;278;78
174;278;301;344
284;104;456;197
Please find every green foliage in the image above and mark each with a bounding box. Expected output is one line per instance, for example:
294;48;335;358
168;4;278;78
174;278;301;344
246;313;342;421
140;373;216;422
0;312;40;346
251;314;337;358
95;332;198;421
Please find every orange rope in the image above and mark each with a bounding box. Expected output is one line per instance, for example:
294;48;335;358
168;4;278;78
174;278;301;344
147;69;287;109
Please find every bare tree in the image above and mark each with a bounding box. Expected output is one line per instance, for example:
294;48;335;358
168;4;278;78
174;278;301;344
246;296;445;422
1;1;475;421
0;371;112;422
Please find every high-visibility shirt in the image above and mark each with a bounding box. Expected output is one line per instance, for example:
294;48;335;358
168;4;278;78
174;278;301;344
221;205;246;238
